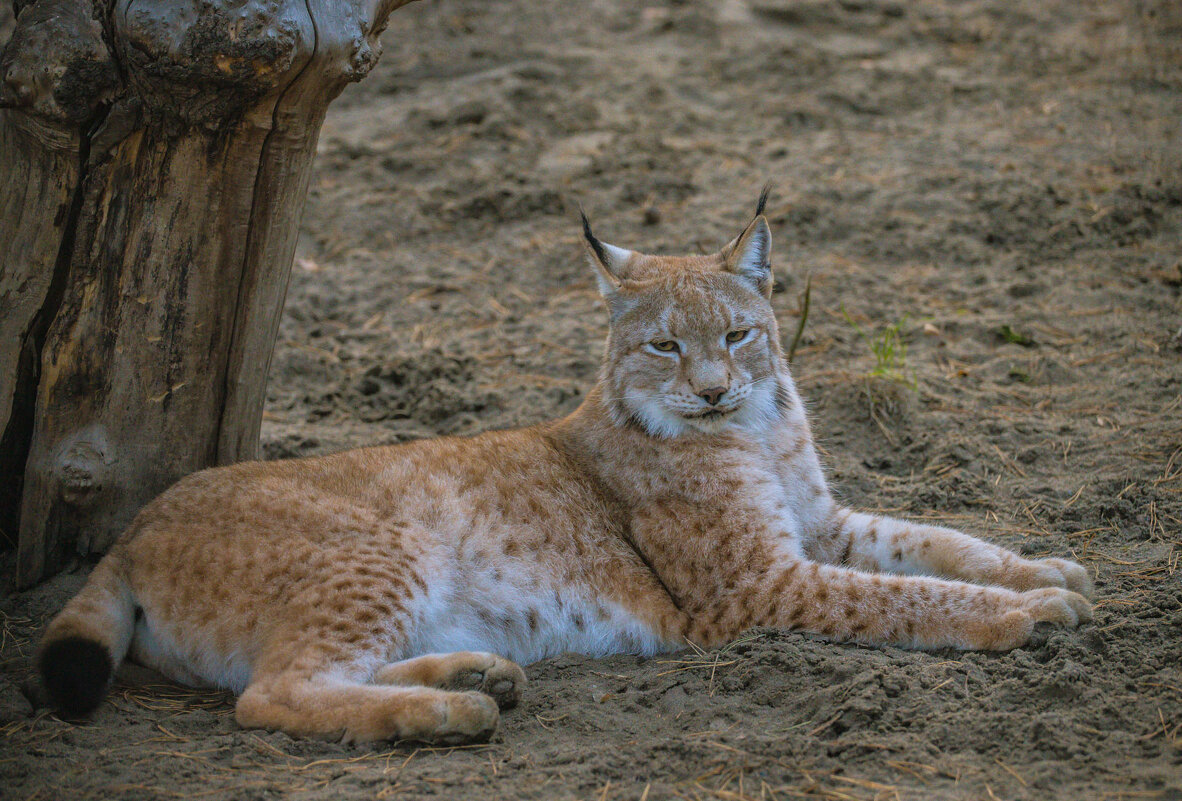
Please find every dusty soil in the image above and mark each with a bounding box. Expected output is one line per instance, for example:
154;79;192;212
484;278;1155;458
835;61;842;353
3;0;1181;798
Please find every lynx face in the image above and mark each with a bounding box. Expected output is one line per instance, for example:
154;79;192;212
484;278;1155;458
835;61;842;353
604;271;782;436
583;207;786;437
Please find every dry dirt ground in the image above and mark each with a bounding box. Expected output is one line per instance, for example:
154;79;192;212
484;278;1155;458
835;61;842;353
3;0;1182;799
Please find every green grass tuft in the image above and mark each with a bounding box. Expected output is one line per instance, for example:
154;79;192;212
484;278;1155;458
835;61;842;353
842;308;917;389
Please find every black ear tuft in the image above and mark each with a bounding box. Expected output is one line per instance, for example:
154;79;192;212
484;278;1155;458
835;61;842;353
755;182;773;217
580;209;610;268
39;636;112;718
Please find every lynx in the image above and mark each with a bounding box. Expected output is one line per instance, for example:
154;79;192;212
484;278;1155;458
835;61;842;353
39;191;1093;744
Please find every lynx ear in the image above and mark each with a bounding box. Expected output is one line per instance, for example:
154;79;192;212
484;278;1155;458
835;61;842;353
581;212;635;297
722;215;773;297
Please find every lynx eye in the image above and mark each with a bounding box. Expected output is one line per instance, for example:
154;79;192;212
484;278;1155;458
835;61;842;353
726;329;750;344
651;340;680;353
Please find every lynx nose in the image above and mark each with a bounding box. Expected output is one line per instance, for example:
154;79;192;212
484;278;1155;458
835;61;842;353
697;386;727;406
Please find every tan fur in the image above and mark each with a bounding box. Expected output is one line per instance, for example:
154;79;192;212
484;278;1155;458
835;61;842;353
39;201;1092;743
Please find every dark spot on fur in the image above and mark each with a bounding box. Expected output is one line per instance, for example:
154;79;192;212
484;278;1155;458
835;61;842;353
760;601;779;626
839;534;854;565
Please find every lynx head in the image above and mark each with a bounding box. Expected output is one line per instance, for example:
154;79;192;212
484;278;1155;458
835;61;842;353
583;189;788;438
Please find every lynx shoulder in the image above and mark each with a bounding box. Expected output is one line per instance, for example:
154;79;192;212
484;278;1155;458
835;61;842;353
39;191;1092;743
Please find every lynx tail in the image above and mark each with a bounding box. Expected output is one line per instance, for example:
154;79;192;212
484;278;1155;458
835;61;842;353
37;553;136;717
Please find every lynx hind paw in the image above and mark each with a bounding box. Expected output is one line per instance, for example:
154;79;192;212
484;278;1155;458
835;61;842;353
430;691;501;745
445;654;526;710
1020;587;1094;627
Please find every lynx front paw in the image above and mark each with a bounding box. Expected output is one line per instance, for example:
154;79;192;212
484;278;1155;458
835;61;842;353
978;587;1093;650
1019;586;1093;626
1037;558;1093;598
1007;556;1093;598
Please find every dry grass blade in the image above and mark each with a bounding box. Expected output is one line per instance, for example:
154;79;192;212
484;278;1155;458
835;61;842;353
807;713;843;737
994;758;1028;786
788;273;813;363
656;633;764;693
0;611;33;656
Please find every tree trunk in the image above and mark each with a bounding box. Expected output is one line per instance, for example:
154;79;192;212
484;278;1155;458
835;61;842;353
0;0;417;589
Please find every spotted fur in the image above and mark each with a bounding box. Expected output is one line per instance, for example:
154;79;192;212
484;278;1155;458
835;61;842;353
39;198;1092;743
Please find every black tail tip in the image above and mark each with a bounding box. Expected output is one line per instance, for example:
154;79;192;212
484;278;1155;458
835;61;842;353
38;636;112;718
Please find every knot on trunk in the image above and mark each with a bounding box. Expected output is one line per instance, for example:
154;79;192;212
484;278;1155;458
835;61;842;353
116;0;313;129
54;430;113;509
345;34;381;82
0;0;119;128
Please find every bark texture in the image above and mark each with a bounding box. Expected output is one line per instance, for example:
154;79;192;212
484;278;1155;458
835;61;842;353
0;0;417;588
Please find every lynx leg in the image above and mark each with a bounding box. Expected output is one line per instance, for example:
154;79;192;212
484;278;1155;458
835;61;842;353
236;616;501;744
375;652;526;710
832;509;1093;597
695;560;1092;651
229;516;503;743
236;671;499;744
